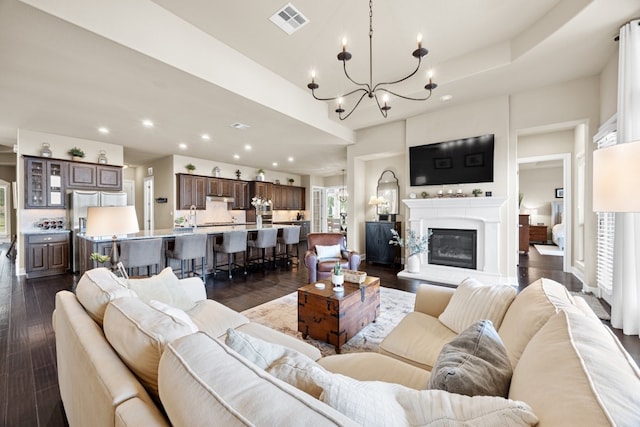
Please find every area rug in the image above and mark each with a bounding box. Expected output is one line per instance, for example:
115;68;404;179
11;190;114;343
569;291;611;321
241;287;416;357
534;244;563;256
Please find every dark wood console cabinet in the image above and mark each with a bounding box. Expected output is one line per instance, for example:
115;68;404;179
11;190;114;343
25;232;70;278
366;221;401;265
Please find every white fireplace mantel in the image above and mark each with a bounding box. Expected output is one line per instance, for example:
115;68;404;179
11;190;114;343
399;196;510;285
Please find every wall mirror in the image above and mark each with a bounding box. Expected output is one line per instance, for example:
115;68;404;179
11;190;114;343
377;170;399;218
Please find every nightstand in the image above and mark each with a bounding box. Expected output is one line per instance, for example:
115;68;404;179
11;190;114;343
529;225;548;244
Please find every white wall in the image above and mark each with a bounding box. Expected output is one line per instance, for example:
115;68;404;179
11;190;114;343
519;166;563;230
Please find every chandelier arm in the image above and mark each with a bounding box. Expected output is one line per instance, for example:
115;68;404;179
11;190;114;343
377;87;435;102
338;91;370;120
310;87;368;102
342;60;372;91
371;57;423;92
373;94;389;118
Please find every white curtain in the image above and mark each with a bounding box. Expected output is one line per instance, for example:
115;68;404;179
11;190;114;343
612;20;640;335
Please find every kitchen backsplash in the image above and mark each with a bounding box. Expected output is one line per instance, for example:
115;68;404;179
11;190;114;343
175;200;307;225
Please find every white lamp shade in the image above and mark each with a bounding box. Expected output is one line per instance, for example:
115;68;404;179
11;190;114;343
85;206;140;237
368;196;379;205
593;140;640;212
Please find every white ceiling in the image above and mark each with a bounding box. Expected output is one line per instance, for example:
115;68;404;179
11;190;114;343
0;0;638;176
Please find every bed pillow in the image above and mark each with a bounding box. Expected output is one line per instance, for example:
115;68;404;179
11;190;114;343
428;320;512;398
127;267;195;311
315;244;342;260
438;277;516;333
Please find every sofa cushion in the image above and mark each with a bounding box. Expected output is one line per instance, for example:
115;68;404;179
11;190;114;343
428;320;512;397
378;311;457;371
186;299;249;338
235;322;321;361
315;244;342;260
438;277;516;333
103;296;196;399
509;309;640;426
226;328;326;398
75;267;137;326
498;278;578;367
318;374;538;427
149;300;198;333
127;267;195;311
158;332;360;427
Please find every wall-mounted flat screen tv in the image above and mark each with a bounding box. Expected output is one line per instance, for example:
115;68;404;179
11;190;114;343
409;134;494;186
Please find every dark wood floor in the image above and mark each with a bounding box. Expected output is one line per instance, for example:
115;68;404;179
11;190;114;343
1;242;638;427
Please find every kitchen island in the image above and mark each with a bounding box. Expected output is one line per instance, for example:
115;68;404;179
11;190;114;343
76;224;298;276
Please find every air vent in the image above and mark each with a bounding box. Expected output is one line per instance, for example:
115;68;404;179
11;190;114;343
269;3;309;35
230;122;250;130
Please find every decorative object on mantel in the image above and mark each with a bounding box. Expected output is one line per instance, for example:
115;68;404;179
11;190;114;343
389;228;429;274
235;169;241;179
421;191;429;198
40;142;52;158
212;166;221;177
68;147;85;161
331;262;344;290
288;178;295;186
306;0;437;120
97;150;108;164
256;169;265;181
185;163;196;174
472;188;482;197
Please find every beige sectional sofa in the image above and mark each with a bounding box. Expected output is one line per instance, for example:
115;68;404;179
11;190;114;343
54;268;640;426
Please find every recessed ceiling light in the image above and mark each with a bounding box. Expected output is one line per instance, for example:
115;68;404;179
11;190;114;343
142;119;154;128
230;122;250;130
233;154;240;160
98;127;110;134
272;162;278;167
440;94;453;102
178;143;187;150
201;133;210;141
244;144;252;151
287;156;294;162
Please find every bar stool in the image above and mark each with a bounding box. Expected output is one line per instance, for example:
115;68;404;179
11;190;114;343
212;230;248;279
165;234;207;280
277;226;300;267
119;238;163;277
247;228;278;271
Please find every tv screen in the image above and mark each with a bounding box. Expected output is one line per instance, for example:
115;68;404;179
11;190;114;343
409;134;494;186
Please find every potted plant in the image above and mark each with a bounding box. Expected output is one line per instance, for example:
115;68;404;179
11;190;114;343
288;178;295;186
331;262;344;289
389;228;429;274
89;252;110;267
186;163;196;174
472;188;482;197
256;169;265;181
68;147;85;161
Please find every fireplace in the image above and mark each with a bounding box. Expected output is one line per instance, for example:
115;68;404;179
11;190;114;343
429;228;477;269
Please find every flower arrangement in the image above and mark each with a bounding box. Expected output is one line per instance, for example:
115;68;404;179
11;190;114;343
68;147;85;158
251;195;271;209
389;228;430;257
89;252;110;264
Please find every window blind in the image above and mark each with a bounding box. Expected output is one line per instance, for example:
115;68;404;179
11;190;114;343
595;131;617;294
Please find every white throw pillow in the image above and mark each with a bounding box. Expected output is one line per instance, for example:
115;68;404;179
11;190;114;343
127;267;195;311
319;374;538;427
438;277;516;333
315;244;342;260
149;300;198;333
75;267;137;325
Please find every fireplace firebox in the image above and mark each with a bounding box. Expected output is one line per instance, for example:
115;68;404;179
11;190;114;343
428;228;477;270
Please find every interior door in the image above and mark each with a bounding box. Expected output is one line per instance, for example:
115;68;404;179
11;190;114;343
311;186;325;233
144;176;154;231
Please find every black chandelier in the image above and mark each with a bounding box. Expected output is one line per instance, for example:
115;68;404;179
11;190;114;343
307;0;437;120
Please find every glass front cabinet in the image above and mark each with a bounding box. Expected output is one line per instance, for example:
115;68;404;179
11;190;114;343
25;157;66;209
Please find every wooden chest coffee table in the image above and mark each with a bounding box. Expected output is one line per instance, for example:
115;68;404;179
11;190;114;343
297;276;380;353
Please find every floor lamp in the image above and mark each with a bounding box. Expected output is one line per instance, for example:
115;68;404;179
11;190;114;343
85;206;140;270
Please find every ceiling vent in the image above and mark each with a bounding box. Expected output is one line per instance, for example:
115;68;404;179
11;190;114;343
230;122;250;130
269;3;309;35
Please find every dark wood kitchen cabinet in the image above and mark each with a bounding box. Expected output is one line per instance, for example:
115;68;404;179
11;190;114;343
232;181;248;209
25;232;70;278
271;184;306;210
177;174;206;210
24;157;66;209
68;162;122;190
207;177;233;197
366;221;401;265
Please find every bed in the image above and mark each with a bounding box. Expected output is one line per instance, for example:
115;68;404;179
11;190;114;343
552;223;565;250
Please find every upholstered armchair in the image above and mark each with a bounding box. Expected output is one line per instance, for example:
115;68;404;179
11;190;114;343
304;232;361;283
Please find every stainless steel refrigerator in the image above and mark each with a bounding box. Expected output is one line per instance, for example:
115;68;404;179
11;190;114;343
69;190;128;272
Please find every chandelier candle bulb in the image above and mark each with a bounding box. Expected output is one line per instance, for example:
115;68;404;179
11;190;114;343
417;33;422;49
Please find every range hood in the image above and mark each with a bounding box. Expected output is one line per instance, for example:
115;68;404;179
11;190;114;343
206;195;235;203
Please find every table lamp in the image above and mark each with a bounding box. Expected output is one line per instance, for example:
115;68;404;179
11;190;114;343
368;196;382;220
593;140;640;212
85;206;140;269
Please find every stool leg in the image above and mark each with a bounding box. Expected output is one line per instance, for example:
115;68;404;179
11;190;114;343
180;260;185;279
201;256;206;282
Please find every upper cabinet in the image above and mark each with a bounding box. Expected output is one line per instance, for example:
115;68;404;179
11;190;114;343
271;184;305;210
24;157;66;209
177;174;206;210
68;163;122;190
232;181;248;210
207;177;233;197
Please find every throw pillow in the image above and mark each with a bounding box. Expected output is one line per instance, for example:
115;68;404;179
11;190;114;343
315;244;342;260
428;320;512;398
319;374;538;427
75;267;137;325
149;300;198;333
225;328;327;398
438;277;516;333
127;267;195;311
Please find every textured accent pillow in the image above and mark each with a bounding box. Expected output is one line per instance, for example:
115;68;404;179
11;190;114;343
438;277;516;333
428;320;512;397
319;374;538;427
315;244;342;260
225;328;327;398
127;267;195;311
75;267;137;325
149;300;198;333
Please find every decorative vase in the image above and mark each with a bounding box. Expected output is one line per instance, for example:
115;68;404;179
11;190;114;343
332;273;344;287
256;214;262;228
40;143;52;158
406;254;420;273
72;156;82;161
98;150;108;164
256;173;265;181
